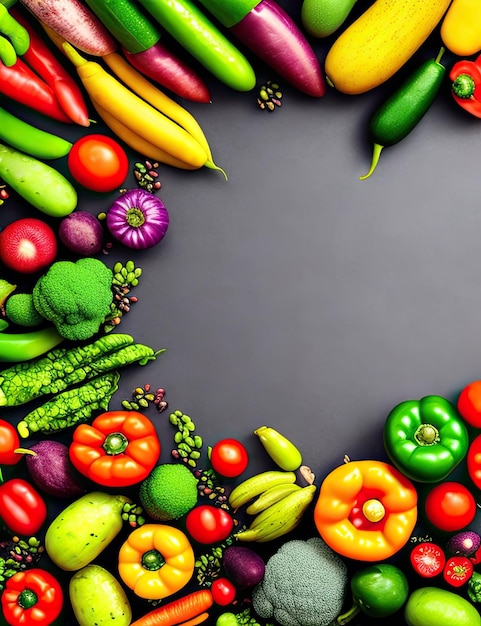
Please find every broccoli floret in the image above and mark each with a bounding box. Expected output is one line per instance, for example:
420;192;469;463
32;258;113;341
139;463;198;521
252;537;348;626
5;293;45;327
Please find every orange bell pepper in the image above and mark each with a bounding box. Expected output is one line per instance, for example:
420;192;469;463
69;410;161;487
118;523;195;600
313;459;418;562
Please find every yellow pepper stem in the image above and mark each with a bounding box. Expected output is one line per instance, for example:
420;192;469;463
362;498;385;523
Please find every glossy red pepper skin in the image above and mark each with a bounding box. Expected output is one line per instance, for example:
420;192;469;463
467;434;481;490
0;58;71;123
1;568;63;625
10;8;90;126
0;478;47;536
0;418;22;466
450;53;481;118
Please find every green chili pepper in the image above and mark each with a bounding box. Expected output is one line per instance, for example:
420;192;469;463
137;0;256;91
17;371;121;438
383;395;469;483
0;333;164;407
0;327;64;364
0;4;29;66
360;48;446;180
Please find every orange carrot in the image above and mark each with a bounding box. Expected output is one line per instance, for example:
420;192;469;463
179;613;210;626
130;590;213;626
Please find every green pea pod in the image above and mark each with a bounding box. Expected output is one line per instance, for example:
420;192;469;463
0;106;72;159
0;4;29;66
360;48;446;180
137;0;256;91
0;142;78;217
254;425;303;471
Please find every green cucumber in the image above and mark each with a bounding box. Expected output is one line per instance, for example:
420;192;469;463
0;142;77;216
85;0;159;53
361;48;446;180
0;106;72;159
70;565;132;625
137;0;256;91
45;491;131;570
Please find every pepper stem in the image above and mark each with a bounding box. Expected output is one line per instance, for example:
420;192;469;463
336;603;361;625
360;143;384;180
142;549;165;571
103;432;129;456
414;423;439;446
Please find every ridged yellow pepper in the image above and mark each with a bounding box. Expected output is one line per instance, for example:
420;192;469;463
118;523;195;600
314;459;418;562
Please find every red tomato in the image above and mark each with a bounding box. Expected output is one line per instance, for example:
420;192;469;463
0;218;57;274
211;577;237;606
410;542;445;578
210;438;249;478
443;555;474;587
0;419;22;465
457;380;481;427
68;134;129;192
185;505;234;544
424;482;476;532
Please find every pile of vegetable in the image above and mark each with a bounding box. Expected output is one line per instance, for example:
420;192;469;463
0;0;480;625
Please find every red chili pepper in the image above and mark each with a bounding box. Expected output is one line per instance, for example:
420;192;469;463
0;57;71;123
1;568;63;626
0;478;47;536
450;53;481;118
10;8;90;127
69;410;161;487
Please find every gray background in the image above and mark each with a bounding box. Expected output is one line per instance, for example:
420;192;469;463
2;1;481;623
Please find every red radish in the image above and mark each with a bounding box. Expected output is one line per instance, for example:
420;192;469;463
20;0;117;56
58;211;104;256
0;218;57;274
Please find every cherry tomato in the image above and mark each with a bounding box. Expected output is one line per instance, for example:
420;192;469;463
67;134;129;192
443;555;473;587
185;505;234;544
0;419;22;465
424;482;476;532
210;438;249;478
211;577;237;606
410;542;445;578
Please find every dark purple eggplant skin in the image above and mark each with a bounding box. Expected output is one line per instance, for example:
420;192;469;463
222;545;266;588
230;0;325;97
25;440;86;498
122;43;211;103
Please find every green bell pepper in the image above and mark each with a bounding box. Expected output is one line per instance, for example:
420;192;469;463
383;395;468;483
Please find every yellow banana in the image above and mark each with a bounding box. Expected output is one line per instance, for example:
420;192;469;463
92;102;198;170
246;483;302;516
228;470;297;510
62;43;208;169
101;52;223;175
235;485;317;543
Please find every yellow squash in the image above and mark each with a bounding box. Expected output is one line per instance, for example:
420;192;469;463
441;0;481;57
324;0;452;94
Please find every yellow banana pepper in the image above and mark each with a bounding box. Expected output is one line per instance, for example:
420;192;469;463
118;523;195;600
314;459;418;562
441;0;481;57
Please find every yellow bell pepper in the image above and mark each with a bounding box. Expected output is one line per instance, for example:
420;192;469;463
441;0;481;57
313;459;418;562
118;523;195;600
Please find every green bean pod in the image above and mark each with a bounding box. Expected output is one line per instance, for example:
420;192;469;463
0;106;72;159
137;0;256;91
0;327;64;363
0;4;29;66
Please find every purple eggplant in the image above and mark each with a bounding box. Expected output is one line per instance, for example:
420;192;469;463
85;0;211;103
198;0;325;97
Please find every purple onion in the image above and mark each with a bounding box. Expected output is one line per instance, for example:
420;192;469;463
446;530;481;556
106;188;169;250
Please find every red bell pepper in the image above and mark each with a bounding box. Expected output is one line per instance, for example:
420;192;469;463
0;57;71;123
0;478;47;536
10;8;90;127
1;568;63;626
450;53;481;118
0;419;22;467
467;433;481;490
69;410;161;487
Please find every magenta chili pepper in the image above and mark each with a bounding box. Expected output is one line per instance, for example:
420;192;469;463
197;0;325;97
